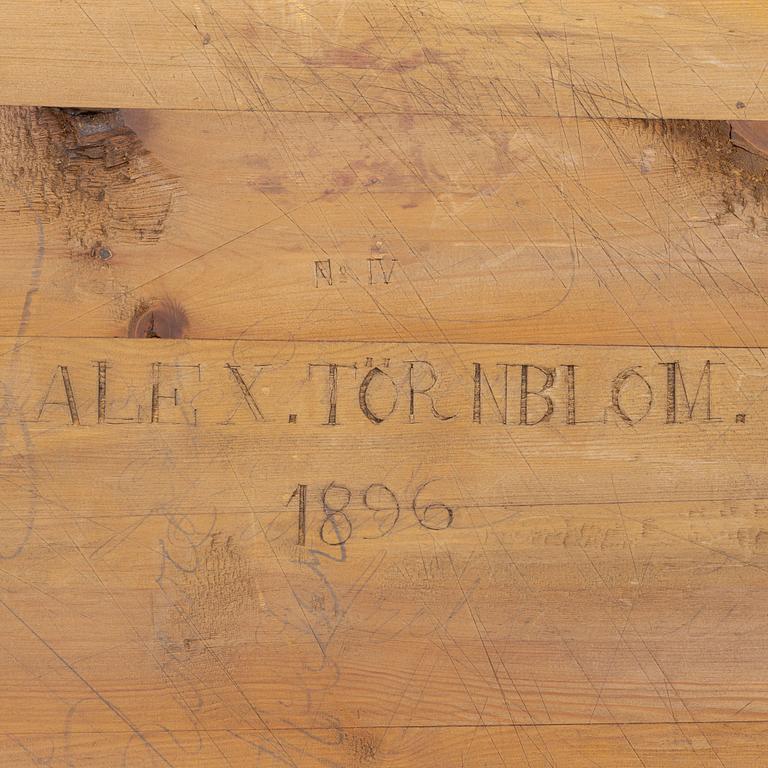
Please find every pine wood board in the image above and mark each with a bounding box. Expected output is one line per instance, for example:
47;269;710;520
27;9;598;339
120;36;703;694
1;108;767;348
1;19;768;760
6;724;768;767
1;0;768;118
0;338;765;765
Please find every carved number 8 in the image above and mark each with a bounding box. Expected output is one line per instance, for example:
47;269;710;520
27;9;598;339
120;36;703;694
320;482;353;546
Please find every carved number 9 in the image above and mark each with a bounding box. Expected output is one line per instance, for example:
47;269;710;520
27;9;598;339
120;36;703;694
362;483;400;539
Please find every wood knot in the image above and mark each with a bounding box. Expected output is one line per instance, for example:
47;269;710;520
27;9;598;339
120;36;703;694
128;299;188;339
60;107;123;144
0;106;182;254
90;242;113;262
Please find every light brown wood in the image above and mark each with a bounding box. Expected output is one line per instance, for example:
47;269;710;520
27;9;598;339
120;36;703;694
1;0;768;118
7;724;768;766
3;7;768;761
0;339;765;765
1;108;768;348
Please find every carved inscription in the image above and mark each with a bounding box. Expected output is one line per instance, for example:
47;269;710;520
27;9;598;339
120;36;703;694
314;258;398;286
288;480;453;547
20;355;745;428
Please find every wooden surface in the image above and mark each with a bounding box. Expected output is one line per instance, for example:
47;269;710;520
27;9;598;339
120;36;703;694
2;0;768;118
2;109;768;347
1;339;768;767
2;2;768;766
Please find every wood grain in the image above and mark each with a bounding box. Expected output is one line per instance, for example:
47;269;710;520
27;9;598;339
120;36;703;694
3;8;768;760
0;339;766;764
1;108;768;347
1;0;768;118
7;724;768;766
